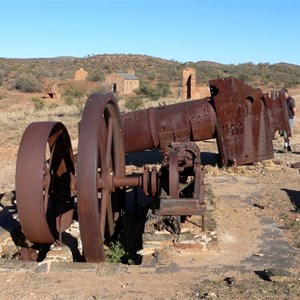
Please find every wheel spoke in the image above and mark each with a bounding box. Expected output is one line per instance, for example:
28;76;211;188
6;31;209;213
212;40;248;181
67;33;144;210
43;160;50;214
105;116;113;170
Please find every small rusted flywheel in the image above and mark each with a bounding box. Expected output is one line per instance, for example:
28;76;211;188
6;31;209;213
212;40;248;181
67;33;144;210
77;93;126;263
16;122;75;244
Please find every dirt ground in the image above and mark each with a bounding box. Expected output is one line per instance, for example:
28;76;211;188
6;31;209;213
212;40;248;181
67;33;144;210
1;88;300;299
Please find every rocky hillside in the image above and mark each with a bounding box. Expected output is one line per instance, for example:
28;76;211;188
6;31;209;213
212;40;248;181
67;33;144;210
0;54;300;91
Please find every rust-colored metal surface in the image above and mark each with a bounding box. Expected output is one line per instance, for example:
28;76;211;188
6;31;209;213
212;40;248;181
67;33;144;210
15;77;290;263
121;77;289;166
268;89;291;137
121;98;216;152
16;122;74;244
76;93;126;263
155;142;205;215
209;77;290;166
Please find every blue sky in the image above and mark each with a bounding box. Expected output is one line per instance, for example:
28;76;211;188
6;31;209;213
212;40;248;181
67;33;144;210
1;0;299;65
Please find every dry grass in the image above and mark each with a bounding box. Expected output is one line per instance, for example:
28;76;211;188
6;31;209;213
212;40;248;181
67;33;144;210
0;105;81;147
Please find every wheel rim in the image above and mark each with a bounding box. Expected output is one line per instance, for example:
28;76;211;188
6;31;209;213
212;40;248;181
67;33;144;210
16;122;75;244
77;93;125;263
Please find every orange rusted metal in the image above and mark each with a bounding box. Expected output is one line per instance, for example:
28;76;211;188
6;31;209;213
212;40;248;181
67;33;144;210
16;77;290;263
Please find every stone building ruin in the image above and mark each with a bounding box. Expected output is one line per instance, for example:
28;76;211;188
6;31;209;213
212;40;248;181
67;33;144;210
182;67;210;100
104;70;139;96
74;67;88;81
42;78;61;100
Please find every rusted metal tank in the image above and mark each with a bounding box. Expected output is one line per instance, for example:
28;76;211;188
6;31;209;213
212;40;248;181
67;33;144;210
121;77;289;166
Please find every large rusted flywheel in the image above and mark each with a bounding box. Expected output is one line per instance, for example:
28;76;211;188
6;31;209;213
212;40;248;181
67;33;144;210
16;122;75;244
76;93;126;263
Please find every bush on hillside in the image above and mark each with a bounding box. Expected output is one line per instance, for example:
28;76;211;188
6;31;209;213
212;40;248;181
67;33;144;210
135;80;170;100
124;95;144;111
135;82;159;100
32;66;52;78
14;73;42;92
0;69;4;85
156;81;170;97
31;97;45;111
89;70;105;82
63;82;94;113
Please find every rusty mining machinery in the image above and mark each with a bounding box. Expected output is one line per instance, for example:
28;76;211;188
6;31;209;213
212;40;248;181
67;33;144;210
15;77;290;263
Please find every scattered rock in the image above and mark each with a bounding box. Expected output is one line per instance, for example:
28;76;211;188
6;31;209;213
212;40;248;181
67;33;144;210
291;162;300;168
263;268;294;282
44;244;73;262
253;203;265;209
224;276;236;285
253;253;264;257
0;191;14;207
18;247;38;261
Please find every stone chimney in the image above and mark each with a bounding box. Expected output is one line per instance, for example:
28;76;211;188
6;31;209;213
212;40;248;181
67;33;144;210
182;67;196;100
127;69;135;76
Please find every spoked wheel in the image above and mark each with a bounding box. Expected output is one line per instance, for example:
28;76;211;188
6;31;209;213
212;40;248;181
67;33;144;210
77;93;126;263
16;122;75;244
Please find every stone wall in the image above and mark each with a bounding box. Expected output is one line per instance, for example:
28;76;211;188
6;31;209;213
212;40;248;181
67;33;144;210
42;78;61;99
123;78;139;95
105;73;122;93
182;67;196;100
74;68;88;81
105;72;139;96
182;68;210;100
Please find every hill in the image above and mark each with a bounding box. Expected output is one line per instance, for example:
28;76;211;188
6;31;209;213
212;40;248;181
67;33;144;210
0;54;300;92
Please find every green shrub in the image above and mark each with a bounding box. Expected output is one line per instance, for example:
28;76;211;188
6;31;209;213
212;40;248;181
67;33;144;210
0;69;4;86
156;81;170;97
105;241;126;263
124;95;144;111
31;97;45;111
63;82;89;113
135;82;159;100
64;95;74;106
88;70;104;82
135;81;170;100
105;241;134;264
32;66;52;78
14;73;42;92
47;103;58;110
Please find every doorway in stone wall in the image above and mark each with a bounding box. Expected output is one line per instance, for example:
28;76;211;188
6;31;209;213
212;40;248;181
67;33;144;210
113;83;117;93
186;75;192;99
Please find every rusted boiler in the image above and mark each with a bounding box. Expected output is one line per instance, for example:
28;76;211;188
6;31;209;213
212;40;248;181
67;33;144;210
122;77;289;166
